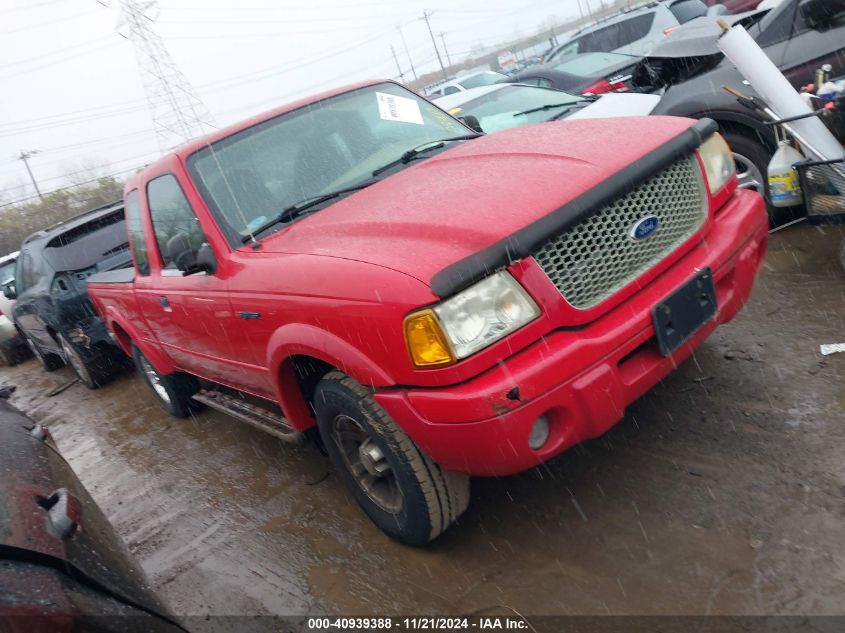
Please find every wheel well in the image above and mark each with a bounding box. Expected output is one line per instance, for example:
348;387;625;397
276;354;336;429
289;355;334;407
716;120;776;154
110;321;132;354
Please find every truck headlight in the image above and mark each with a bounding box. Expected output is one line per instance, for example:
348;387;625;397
404;272;540;368
697;132;735;194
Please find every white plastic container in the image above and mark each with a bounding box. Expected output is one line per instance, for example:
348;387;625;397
768;141;805;208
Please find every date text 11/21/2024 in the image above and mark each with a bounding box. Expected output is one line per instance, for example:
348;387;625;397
305;617;530;630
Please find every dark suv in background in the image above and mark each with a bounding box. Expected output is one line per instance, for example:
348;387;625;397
4;202;131;388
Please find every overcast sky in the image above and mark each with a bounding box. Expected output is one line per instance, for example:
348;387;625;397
0;0;584;205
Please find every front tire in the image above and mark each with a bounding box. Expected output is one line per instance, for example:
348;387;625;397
314;371;470;546
132;345;199;417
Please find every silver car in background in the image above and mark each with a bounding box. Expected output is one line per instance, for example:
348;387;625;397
0;252;25;366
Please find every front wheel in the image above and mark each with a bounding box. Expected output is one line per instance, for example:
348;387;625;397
314;371;470;546
132;345;199;418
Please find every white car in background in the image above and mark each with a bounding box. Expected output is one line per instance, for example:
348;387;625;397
432;83;661;134
0;252;25;366
425;70;508;98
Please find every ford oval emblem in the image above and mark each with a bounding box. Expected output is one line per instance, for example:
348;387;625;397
630;215;660;241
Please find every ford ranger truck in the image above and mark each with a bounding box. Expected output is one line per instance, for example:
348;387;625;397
86;80;768;546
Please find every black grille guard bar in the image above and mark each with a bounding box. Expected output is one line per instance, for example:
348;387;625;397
430;117;719;298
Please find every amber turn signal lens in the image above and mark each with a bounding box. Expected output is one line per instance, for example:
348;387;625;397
404;309;455;368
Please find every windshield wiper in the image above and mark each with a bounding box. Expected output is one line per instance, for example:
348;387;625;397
513;101;585;117
371;134;482;177
241;180;377;243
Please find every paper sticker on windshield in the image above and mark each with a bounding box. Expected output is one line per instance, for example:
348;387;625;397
376;92;424;125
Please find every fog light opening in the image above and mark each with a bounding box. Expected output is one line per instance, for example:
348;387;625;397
528;415;550;451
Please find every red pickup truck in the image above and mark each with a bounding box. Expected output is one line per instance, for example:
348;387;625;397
87;80;768;545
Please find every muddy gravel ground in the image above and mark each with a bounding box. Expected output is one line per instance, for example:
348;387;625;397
3;224;845;628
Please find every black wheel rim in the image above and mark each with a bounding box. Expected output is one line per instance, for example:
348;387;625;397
332;413;403;514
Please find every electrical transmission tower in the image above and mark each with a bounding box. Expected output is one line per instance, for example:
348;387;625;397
118;0;215;151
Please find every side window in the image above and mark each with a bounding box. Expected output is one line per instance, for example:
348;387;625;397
443;85;461;95
147;174;210;271
125;189;149;276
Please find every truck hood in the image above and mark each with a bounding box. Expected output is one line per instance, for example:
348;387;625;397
258;116;700;289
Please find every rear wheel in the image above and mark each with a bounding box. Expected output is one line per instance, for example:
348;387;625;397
314;371;470;546
24;333;64;372
58;333;111;390
132;345;199;418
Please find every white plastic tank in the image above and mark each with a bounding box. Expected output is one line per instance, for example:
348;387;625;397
767;141;805;208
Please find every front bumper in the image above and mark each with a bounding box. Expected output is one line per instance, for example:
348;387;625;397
374;190;768;476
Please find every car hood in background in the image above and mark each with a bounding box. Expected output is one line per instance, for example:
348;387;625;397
568;93;661;119
257;116;699;286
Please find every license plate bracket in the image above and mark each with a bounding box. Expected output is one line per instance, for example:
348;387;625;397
652;268;717;357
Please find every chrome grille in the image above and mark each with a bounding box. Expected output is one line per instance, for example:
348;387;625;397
533;155;707;310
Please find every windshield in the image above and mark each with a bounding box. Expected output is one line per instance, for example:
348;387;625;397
552;52;637;76
458;71;508;88
0;260;14;287
446;86;585;133
187;82;467;243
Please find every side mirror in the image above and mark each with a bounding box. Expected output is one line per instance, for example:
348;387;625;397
459;115;484;134
3;283;16;300
195;243;217;275
166;232;196;272
706;4;728;16
800;0;845;27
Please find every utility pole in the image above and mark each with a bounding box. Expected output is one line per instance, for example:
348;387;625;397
421;10;448;82
390;44;405;82
18;150;43;202
438;32;452;69
396;24;418;82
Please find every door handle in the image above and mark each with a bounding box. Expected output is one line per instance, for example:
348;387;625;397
159;296;171;312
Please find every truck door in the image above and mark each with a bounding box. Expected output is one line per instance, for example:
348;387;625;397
138;174;248;388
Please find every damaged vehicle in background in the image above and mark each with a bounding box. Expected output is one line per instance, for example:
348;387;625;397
86;80;768;546
4;201;132;388
631;0;845;224
0;251;27;366
433;83;661;133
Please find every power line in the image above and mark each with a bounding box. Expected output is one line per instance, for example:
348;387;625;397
0;8;100;36
0;0;69;15
118;0;216;151
0;162;149;210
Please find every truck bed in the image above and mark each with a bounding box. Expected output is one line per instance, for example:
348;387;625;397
87;268;135;284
